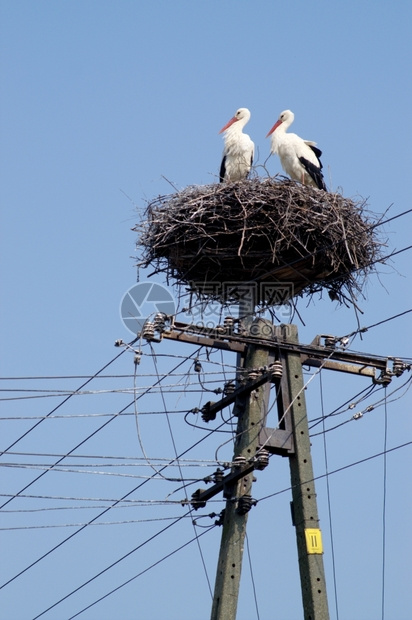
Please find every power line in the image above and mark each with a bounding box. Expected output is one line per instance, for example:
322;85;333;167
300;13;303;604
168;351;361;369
0;342;135;457
0;349;209;586
0;409;191;420
381;389;388;620
342;307;412;340
0;514;194;531
150;342;213;597
2;298;411;616
309;383;378;430
0;463;201;482
245;533;260;620
258;440;412;503
32;511;191;619
0;451;219;465
67;524;216;620
367;206;412;230
0;358;236;590
0;355;236;382
0;380;227;402
319;373;340;620
0;501;186;514
310;374;412;437
0;375;139;380
0;492;192;506
0;346;206;512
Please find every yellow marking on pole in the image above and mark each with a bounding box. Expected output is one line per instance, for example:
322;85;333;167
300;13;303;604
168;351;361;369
305;528;323;554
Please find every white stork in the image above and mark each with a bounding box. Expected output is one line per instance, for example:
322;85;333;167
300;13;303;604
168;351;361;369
219;108;254;183
266;109;327;190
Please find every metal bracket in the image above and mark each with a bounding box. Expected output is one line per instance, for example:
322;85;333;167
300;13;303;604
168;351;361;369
302;334;409;384
258;352;295;457
158;322;409;386
199;364;279;422
162;321;246;354
188;460;256;510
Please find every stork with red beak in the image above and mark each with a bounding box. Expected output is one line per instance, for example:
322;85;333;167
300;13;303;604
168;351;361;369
266;110;327;191
219;108;254;183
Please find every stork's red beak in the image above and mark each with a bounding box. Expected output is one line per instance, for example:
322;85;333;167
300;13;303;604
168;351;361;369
266;119;282;138
219;116;238;134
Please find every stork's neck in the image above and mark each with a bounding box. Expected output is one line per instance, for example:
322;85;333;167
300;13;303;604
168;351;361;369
223;123;246;147
277;118;292;134
226;122;245;136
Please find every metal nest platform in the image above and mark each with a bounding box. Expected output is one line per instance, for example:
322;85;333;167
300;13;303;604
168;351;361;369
135;177;385;306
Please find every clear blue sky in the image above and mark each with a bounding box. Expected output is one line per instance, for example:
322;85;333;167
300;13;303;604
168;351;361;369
1;2;411;619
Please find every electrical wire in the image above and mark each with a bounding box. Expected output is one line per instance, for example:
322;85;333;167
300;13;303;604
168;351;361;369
0;399;131;512
257;440;412;503
0;346;212;512
308;382;377;430
0;380;230;402
0;500;186;514
0;514;195;531
32;509;200;619
132;350;190;482
319;373;340;620
341;307;412;341
0;408;194;421
0;342;135;457
310;374;412;437
381;388;388;620
0;351;229;588
0;451;219;465
66;524;217;620
0;374;139;380
246;533;260;620
368;205;412;229
0;419;217;591
2;278;411;617
150;342;213;598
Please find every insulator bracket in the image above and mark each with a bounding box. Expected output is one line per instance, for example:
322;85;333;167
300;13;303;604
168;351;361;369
236;494;256;515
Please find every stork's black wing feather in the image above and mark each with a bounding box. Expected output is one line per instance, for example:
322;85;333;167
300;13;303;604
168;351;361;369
219;156;226;183
308;144;323;164
298;156;327;191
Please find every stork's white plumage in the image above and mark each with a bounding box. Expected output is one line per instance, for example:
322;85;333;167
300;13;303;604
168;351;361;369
266;110;326;191
219;108;254;182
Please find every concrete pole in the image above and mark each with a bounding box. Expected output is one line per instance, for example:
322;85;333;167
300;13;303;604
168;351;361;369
284;324;330;620
210;317;272;620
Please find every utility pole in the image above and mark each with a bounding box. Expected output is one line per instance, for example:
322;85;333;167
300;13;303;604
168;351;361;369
158;316;407;619
283;324;329;620
210;317;273;620
209;321;329;619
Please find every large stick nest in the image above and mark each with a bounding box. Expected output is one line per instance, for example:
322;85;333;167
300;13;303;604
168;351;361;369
135;177;384;306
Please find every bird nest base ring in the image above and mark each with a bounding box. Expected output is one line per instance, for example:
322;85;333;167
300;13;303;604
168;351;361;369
135;177;385;307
